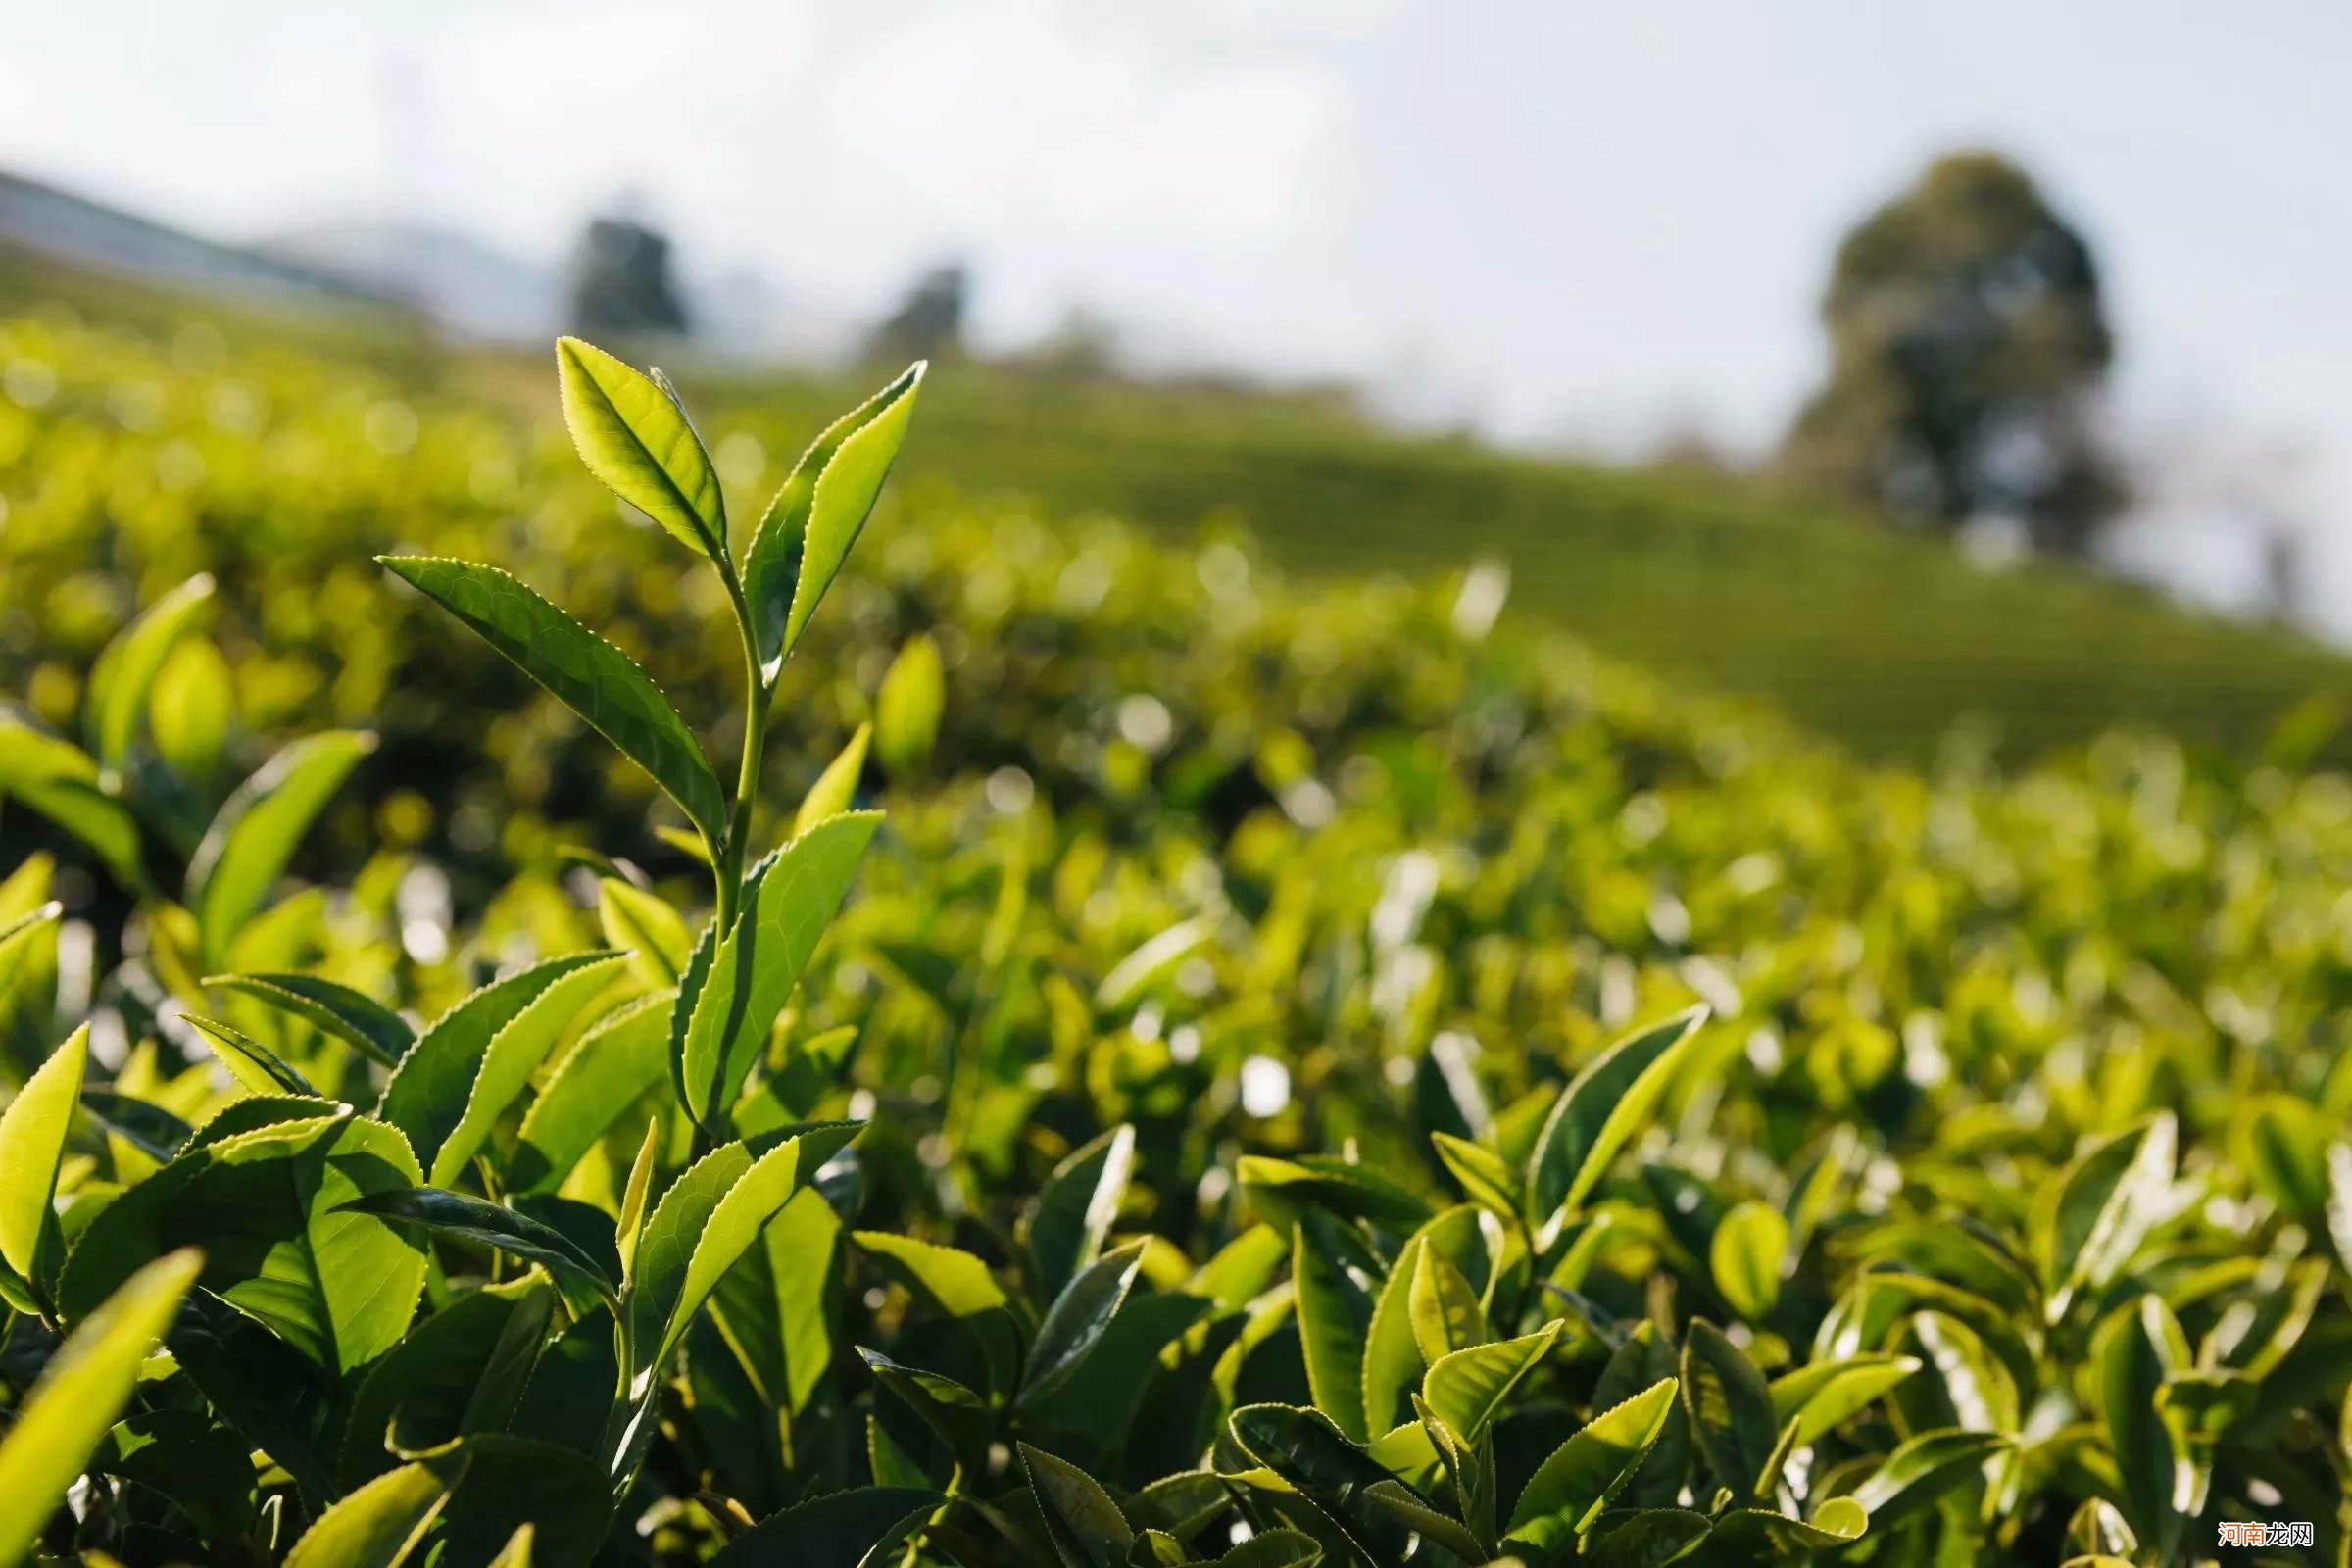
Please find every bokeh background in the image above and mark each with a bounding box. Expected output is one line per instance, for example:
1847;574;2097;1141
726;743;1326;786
5;0;2352;795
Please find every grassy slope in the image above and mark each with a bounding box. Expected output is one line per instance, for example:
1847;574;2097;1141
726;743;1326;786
14;241;2349;766
695;365;2352;766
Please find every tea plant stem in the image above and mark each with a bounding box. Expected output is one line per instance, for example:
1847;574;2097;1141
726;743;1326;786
712;556;771;935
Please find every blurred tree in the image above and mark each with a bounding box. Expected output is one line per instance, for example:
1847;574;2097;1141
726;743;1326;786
1781;151;2121;555
567;215;689;338
866;261;967;364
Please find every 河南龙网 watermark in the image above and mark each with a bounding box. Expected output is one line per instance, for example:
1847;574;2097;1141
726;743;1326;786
2219;1522;2312;1548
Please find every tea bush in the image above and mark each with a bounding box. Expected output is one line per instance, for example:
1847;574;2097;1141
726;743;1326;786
2;326;2351;1566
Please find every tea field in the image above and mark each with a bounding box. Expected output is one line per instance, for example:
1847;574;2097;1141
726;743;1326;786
0;297;2349;1566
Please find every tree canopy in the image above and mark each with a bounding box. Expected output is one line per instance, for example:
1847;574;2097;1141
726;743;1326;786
1782;151;2120;556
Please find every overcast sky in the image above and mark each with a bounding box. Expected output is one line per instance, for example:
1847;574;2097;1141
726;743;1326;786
7;1;2350;620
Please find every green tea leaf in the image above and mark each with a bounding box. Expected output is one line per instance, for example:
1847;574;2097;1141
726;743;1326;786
796;722;872;837
598;876;691;987
0;713;144;888
431;1433;612;1568
0;1249;199;1568
1430;1131;1519;1216
1839;1426;2008;1529
346;1186;618;1308
1360;1234;1430;1438
62;1113;427;1376
1525;1005;1704;1232
1217;1531;1323;1568
86;571;214;772
1027;1123;1137;1302
379;558;725;844
426;953;626;1186
1293;1214;1376;1441
380;951;623;1182
0;1023;85;1290
203;971;413;1068
1767;1352;1919;1451
1422;1319;1562;1444
854;1230;1012;1319
186;730;373;963
678;812;881;1129
1226;1403;1427;1565
1022;1239;1148;1408
1680;1319;1775;1505
1578;1508;1711;1568
340;1274;556;1485
1407;1246;1485;1369
744;362;925;669
625;1123;863;1380
2035;1114;2176;1319
1709;1200;1788;1321
2094;1298;2180;1558
282;1459;457;1568
555;337;725;561
184;1013;318;1098
1505;1375;1679;1553
875;634;944;778
711;1486;941;1568
511;992;672;1194
1023;1442;1136;1567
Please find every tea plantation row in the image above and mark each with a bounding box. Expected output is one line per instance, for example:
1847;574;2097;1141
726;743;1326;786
0;313;2345;1564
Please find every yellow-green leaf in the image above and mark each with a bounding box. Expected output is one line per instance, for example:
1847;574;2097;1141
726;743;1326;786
556;337;724;560
0;1023;86;1289
744;363;925;669
0;1250;201;1568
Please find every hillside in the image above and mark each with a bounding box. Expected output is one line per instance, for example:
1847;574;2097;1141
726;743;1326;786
684;363;2352;767
6;244;2350;770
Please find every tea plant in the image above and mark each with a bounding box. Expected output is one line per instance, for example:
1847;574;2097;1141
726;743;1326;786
2;326;2350;1567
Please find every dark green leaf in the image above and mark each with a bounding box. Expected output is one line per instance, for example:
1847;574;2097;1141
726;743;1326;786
1679;1319;1775;1505
379;558;724;843
206;970;413;1067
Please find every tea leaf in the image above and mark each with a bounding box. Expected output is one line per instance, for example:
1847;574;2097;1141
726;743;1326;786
1680;1318;1775;1504
796;721;872;836
186;730;373;963
1710;1200;1788;1321
1023;1442;1136;1567
1422;1318;1562;1444
1505;1375;1679;1552
1525;1005;1704;1232
343;1185;618;1309
0;1249;199;1567
0;713;144;888
1022;1239;1148;1408
0;1023;85;1290
710;1486;941;1568
379;558;725;845
1027;1123;1137;1301
875;634;944;778
511;991;672;1194
204;971;413;1067
85;570;213;772
63;1113;427;1375
379;950;624;1183
744;362;925;669
184;1013;319;1097
678;811;881;1130
556;337;725;561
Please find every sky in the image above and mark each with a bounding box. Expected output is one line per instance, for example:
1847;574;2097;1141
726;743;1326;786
5;0;2350;624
